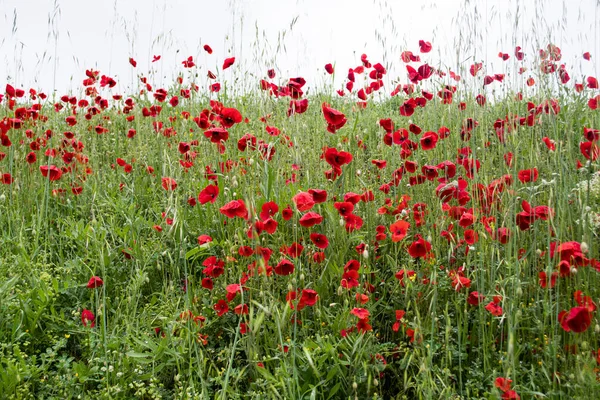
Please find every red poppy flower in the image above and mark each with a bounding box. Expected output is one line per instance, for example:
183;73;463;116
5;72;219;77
498;52;510;61
282;205;293;220
351;308;370;319
287;98;309;116
389;220;410;242
407;235;432;258
334;202;354;217
213;299;229;316
418;40;432;53
40;165;62;181
356;318;373;333
502;390;520;400
584;127;599;141
1;173;14;185
321;103;347;132
299;212;323;228
542;137;556;151
580;141;600;160
452;274;471;291
226;283;243;302
464;229;478;245
538;271;558;289
222;57;236;70
293;192;315;212
259;201;279;220
306;188;326;203
234;304;249;316
161;177;177;191
219;199;248;219
182;56;195;68
401;51;420;63
560;306;592;333
420;131;438;150
297;289;319;310
496;227;511;244
467;291;485;306
485;300;503;316
201;277;213;290
220;107;243;128
310;233;329;249
87;276;103;289
517;168;538;183
458;212;474;227
81;309;95;327
284;242;303;258
198;184;219;204
399;98;416;116
495;377;512;393
372;159;387;169
344;213;363;232
203;127;229;143
197;235;212;245
325;63;334;74
203;44;213;54
341;260;360;289
324;147;353;168
588;76;599;89
274;259;294;276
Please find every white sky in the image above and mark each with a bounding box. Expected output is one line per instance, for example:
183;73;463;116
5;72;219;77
0;0;598;97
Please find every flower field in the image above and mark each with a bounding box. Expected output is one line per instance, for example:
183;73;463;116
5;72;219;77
1;38;600;399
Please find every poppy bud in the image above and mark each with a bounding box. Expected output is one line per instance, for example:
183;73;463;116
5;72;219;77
362;250;369;259
373;379;378;387
570;267;578;275
595;324;600;333
352;382;358;390
337;286;344;296
300;274;305;282
581;341;589;350
288;283;294;292
581;242;589;253
340;218;345;227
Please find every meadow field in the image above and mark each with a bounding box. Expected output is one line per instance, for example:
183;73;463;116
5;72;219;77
1;14;600;398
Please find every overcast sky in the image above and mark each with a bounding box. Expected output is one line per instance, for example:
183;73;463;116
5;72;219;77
0;0;598;97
